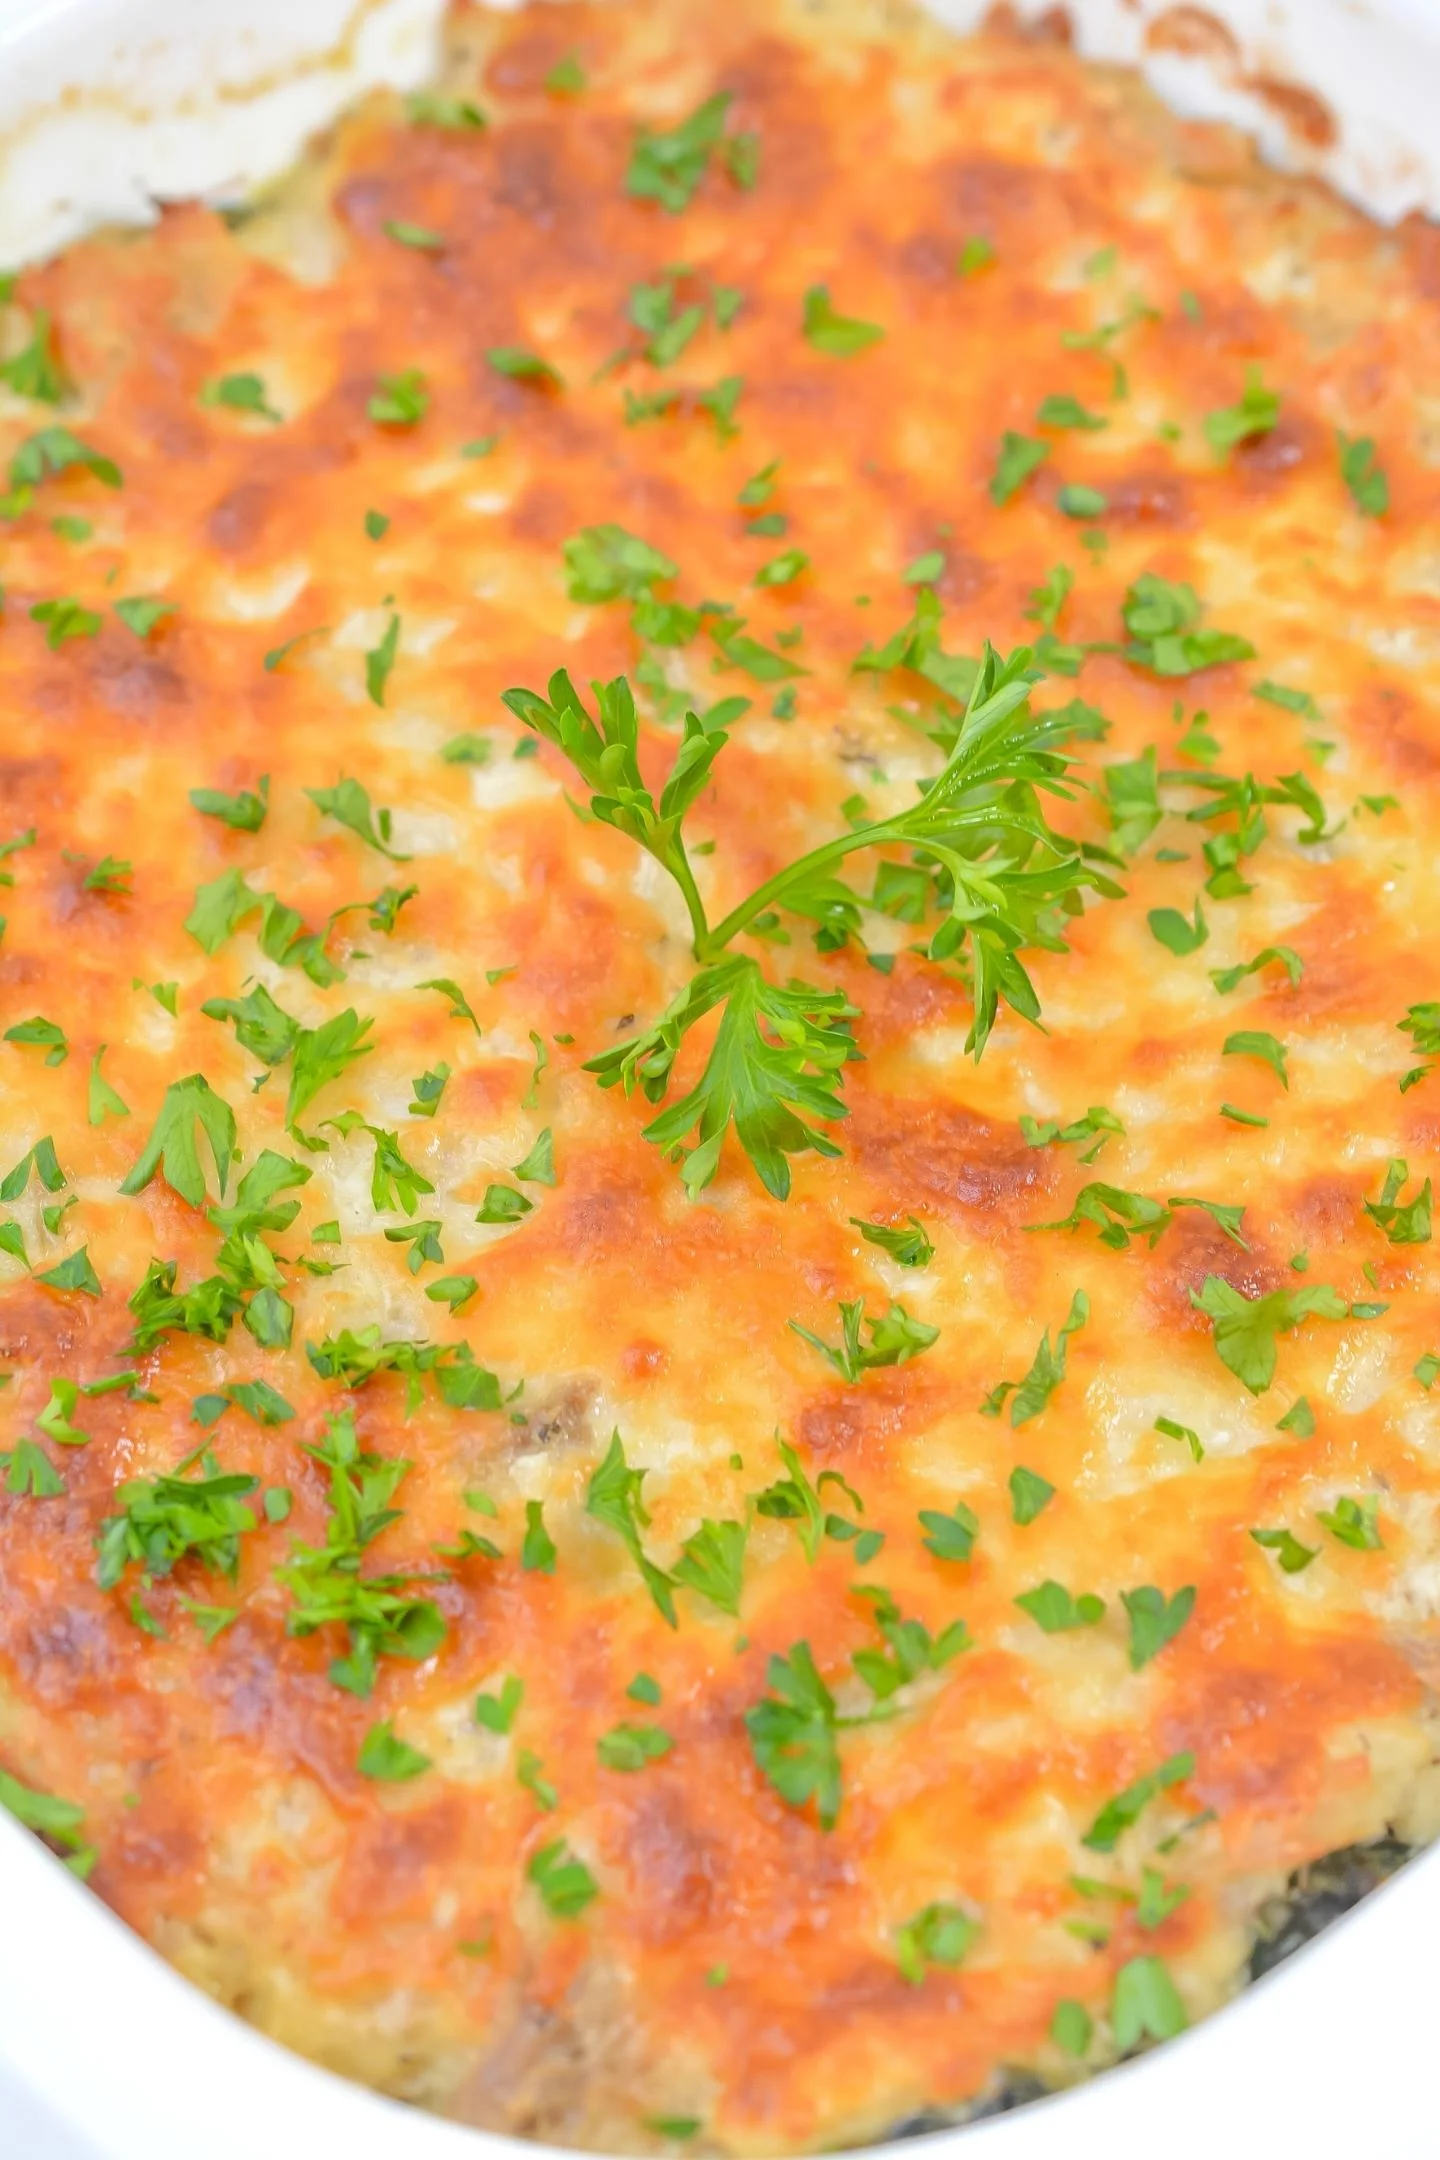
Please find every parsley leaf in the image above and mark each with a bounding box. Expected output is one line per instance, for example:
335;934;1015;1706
521;1499;557;1573
1190;1276;1348;1393
528;1839;598;1917
1250;1526;1318;1574
35;1246;102;1297
1122;1584;1196;1669
4;1015;69;1066
1399;1003;1440;1092
1222;1029;1289;1089
895;1902;977;1984
286;1011;375;1128
357;1722;431;1781
0;309;68;403
119;1074;236;1207
1148;900;1208;956
383;219;444;254
487;346;563;389
1082;1752;1195;1852
585;1431;677;1624
802;285;884;357
1210;945;1302;994
279;1411;446;1695
307;776;410;860
368;370;429;426
671;1517;747;1615
790;1298;938;1381
200;372;281;422
597;1723;673;1772
365;615;400;706
1009;1466;1055;1524
1015;1580;1105;1632
990;431;1048;506
87;1045;128;1126
96;1450;258;1591
919;1503;979;1564
0;1768;94;1875
850;1215;934;1267
980;1290;1088;1426
590;956;857;1200
1112;1956;1187;2047
1019;1105;1123;1162
1364;1158;1432;1245
1318;1494;1382;1551
1123;574;1254;677
564;524;677;604
190;775;269;832
1038;393;1107;432
475;1676;523;1733
1203;368;1280;457
745;1642;844;1828
627;92;736;213
1337;429;1389;517
114;595;174;639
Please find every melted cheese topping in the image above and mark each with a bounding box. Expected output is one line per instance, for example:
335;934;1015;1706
4;1;1440;2148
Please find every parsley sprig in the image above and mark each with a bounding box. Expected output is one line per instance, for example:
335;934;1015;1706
505;645;1111;1196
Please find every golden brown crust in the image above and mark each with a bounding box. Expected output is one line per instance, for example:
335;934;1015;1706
3;0;1440;2148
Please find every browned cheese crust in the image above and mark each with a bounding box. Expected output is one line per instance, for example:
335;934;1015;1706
3;0;1440;2150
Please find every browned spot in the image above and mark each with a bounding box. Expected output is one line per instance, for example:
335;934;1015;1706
982;1;1071;40
1279;881;1389;1025
620;1339;668;1379
333;1798;467;1924
848;1093;1052;1220
206;483;275;554
797;1371;953;1462
1349;679;1440;781
618;1784;724;1940
1401;211;1440;306
1286;1171;1368;1253
1233;414;1312;486
852;953;971;1050
1244;76;1338;153
1145;5;1240;64
1104;469;1193;527
0;1281;97;1365
1140;1205;1282;1333
86;643;188;722
0;753;63;808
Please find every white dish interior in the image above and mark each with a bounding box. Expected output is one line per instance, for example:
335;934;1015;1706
1;1;1437;2156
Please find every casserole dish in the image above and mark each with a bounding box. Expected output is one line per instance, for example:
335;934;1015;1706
2;0;1440;2151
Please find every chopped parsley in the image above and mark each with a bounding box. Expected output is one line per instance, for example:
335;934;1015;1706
1250;1526;1318;1574
1203;368;1280;456
357;1722;431;1781
1337;429;1389;517
597;1723;673;1772
980;1290;1087;1427
802;285;884;357
789;1298;938;1381
989;431;1048;506
850;1215;934;1267
894;1901;977;1985
1016;1580;1104;1632
1365;1158;1432;1245
200;372;281;422
1122;1584;1196;1669
1191;1277;1349;1394
528;1839;598;1918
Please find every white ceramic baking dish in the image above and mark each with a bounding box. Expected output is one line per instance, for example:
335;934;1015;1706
2;1;1439;2154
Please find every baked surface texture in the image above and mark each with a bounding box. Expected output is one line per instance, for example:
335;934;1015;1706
3;0;1440;2148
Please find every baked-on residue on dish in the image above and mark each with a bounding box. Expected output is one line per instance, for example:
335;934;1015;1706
3;0;1440;2147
